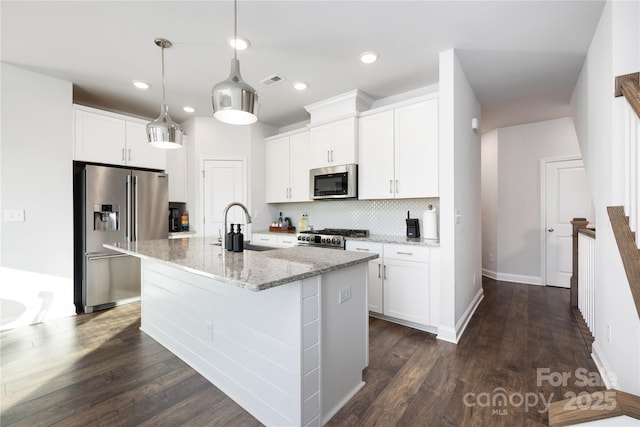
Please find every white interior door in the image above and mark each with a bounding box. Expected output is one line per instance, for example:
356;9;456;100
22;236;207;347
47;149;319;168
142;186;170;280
545;159;594;287
203;159;245;238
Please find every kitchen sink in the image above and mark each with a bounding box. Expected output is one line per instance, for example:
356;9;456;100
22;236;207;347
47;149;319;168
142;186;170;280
211;242;277;252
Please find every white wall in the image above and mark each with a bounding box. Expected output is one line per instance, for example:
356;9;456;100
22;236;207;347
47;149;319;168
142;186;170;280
0;64;76;328
570;0;640;395
481;129;498;274
481;118;583;284
183;117;276;236
438;49;483;343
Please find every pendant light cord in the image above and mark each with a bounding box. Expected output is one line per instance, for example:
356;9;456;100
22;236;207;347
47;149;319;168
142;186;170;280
234;0;238;61
161;44;166;108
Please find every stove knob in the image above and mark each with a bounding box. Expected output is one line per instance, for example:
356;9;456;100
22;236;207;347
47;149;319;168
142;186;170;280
321;237;326;243
331;238;336;244
297;235;302;241
306;236;311;241
336;238;342;245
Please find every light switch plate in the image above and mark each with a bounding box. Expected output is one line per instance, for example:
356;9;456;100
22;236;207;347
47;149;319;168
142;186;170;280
4;209;25;222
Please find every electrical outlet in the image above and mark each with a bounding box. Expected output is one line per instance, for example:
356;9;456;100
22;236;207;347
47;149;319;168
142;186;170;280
338;287;352;304
607;324;612;344
489;254;494;263
4;209;25;222
203;321;213;342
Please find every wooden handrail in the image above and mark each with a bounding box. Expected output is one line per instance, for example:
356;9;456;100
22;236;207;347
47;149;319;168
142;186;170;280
615;72;640;118
608;206;640;319
549;389;640;426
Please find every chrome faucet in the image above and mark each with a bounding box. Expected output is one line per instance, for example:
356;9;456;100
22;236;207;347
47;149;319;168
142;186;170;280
222;202;252;250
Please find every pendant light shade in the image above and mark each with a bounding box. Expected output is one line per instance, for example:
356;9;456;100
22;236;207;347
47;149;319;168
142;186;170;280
211;0;258;125
147;38;183;149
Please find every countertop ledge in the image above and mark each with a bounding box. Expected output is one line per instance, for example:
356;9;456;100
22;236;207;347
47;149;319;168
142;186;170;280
104;237;378;292
254;230;440;246
347;234;440;247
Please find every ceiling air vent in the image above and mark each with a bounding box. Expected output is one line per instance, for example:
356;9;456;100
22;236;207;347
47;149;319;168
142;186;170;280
260;74;285;86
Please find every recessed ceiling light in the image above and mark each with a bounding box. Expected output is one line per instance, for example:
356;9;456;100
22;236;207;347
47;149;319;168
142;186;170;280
293;81;308;91
132;80;150;89
228;36;250;50
183;106;196;113
359;51;379;64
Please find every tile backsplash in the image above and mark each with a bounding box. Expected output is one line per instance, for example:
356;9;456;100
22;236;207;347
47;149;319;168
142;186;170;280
272;198;439;236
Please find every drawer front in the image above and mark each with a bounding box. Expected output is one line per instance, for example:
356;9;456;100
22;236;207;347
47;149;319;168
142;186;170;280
277;235;297;247
345;240;383;256
252;233;278;247
383;244;429;263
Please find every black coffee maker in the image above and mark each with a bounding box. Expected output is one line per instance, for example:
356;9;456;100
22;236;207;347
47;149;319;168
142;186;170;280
169;208;181;232
406;210;420;238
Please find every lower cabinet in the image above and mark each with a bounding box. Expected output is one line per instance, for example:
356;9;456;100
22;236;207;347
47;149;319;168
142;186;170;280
346;240;435;328
251;232;297;248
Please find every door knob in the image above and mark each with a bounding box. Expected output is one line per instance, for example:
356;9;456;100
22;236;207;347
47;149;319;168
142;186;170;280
548;228;554;232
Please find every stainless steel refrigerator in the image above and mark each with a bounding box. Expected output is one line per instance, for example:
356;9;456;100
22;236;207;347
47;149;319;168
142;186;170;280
74;164;168;313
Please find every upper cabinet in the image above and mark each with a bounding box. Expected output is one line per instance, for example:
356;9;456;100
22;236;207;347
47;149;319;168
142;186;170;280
74;105;167;170
358;98;438;199
266;131;311;203
310;117;357;168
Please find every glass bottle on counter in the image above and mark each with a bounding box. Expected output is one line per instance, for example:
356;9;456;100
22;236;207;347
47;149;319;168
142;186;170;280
233;224;244;252
226;224;235;251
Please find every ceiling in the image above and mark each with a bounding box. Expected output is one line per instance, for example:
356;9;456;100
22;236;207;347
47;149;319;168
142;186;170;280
1;1;605;133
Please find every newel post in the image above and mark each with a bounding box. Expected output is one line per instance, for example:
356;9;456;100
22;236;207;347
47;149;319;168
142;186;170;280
570;218;589;308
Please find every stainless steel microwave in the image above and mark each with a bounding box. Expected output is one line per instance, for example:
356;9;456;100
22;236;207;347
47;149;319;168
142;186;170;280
310;164;358;199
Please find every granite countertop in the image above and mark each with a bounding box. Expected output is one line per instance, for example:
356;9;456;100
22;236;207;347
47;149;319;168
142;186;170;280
347;234;440;247
104;237;378;292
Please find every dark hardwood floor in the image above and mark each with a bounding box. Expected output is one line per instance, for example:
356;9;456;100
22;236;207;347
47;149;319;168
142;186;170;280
1;278;602;426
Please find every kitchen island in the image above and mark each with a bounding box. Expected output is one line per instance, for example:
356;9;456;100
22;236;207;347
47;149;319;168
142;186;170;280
105;237;378;427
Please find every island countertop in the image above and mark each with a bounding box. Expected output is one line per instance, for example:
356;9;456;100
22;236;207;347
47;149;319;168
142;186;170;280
105;237;378;292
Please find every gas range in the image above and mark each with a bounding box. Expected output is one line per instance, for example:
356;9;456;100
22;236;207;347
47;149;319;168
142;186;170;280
297;228;370;249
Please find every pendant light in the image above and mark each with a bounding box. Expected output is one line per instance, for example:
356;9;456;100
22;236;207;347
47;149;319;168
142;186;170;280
211;0;258;125
147;38;184;149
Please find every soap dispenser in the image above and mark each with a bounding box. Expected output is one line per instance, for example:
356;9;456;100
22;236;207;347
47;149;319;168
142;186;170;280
233;224;244;252
226;224;235;251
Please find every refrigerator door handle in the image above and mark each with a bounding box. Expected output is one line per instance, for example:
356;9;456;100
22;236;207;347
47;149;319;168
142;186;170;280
87;253;130;261
126;175;133;242
133;175;138;242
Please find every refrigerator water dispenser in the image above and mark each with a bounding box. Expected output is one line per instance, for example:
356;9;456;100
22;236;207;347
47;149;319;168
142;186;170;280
93;204;119;231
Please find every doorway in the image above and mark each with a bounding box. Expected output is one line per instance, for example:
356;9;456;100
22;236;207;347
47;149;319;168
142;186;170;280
542;157;594;287
202;159;246;238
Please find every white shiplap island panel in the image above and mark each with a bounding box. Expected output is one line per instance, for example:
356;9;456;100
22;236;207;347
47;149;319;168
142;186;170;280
105;238;376;426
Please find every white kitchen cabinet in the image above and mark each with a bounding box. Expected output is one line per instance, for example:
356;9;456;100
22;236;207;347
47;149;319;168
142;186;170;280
74;105;167;170
310;117;357;168
265;131;310;203
251;232;297;248
125;121;167;170
358;99;438;199
166;135;187;202
383;244;430;325
346;240;432;327
346;241;383;314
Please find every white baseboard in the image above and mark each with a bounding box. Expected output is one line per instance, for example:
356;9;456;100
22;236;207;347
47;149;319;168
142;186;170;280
437;288;484;344
482;268;544;286
591;340;621;390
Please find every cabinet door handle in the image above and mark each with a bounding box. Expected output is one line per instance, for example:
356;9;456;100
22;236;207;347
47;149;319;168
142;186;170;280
397;251;413;256
383;265;387;280
259;238;269;241
355;247;370;251
395;180;399;193
128;149;131;161
327;150;331;162
378;263;381;278
331;150;334;162
122;148;125;161
389;180;393;193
